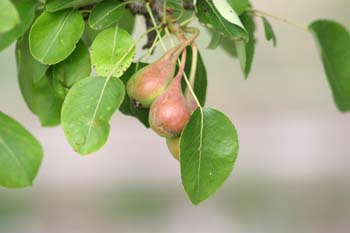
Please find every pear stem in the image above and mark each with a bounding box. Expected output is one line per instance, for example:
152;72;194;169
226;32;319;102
145;8;202;109
167;18;199;77
247;8;308;31
174;49;187;82
165;22;202;109
188;43;198;90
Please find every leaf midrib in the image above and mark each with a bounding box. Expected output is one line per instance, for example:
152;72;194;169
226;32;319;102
110;27;119;65
195;108;204;200
40;10;74;61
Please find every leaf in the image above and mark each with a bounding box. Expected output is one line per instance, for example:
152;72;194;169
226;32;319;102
167;0;184;14
52;72;68;100
16;33;49;101
0;112;43;188
117;8;136;34
196;0;247;41
88;0;125;30
167;0;194;23
227;0;249;15
0;0;38;52
207;29;222;49
211;0;244;27
182;47;208;106
29;9;85;65
46;0;103;12
33;69;64;125
180;108;239;204
235;12;256;78
207;29;238;57
52;40;91;98
309;20;350;112
61;76;125;155
81;22;101;47
91;27;135;78
119;62;150;128
0;0;19;33
16;34;62;126
220;36;238;57
262;17;277;47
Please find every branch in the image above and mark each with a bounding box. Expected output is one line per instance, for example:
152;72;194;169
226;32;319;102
126;1;166;49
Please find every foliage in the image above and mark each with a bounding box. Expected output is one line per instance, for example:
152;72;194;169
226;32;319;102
0;0;348;204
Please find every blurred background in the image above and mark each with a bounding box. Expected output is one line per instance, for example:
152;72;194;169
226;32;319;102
1;0;349;232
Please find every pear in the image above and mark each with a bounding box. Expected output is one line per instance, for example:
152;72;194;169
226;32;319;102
166;137;180;161
149;50;191;138
126;42;185;107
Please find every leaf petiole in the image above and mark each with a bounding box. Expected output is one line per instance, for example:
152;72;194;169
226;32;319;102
247;8;308;31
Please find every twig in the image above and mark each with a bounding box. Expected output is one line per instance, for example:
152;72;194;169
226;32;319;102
247;8;308;31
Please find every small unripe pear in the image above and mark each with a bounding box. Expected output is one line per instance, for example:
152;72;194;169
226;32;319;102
127;42;187;108
149;50;191;138
166;137;180;161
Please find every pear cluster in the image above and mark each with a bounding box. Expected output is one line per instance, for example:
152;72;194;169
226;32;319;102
126;38;197;160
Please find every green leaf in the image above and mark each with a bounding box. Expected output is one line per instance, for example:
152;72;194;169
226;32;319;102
119;62;150;128
46;0;103;12
52;40;91;99
207;29;238;57
196;0;247;41
182;47;207;106
116;7;136;34
0;0;19;33
81;22;101;47
0;0;38;52
0;112;43;188
180;108;239;204
309;20;350;112
167;0;184;14
220;36;238;57
33;69;63;125
167;0;194;23
62;76;125;155
91;27;135;78
29;9;85;65
227;0;249;15
16;34;62;126
52;40;91;98
16;33;49;97
207;29;222;49
262;17;277;47
88;0;125;30
235;12;256;78
52;72;68;100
